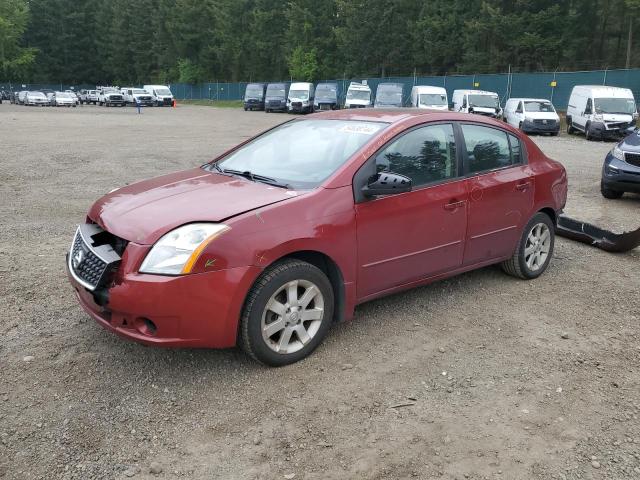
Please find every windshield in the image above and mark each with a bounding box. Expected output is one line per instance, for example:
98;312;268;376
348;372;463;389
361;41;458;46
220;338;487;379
347;89;370;101
266;85;286;97
316;85;337;100
30;92;46;98
594;97;636;115
57;93;71;98
154;88;171;96
132;89;147;94
419;93;447;106
289;89;309;100
524;101;554;113
468;94;499;109
245;85;264;98
216;120;385;189
376;87;402;104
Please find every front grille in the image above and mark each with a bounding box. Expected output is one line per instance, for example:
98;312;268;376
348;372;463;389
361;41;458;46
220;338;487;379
292;102;302;107
624;152;640;167
109;95;123;101
533;119;556;126
606;122;631;130
69;224;124;291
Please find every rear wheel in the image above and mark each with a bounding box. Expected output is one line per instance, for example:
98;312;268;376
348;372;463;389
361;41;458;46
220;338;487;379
502;212;555;280
601;182;624;199
240;259;334;366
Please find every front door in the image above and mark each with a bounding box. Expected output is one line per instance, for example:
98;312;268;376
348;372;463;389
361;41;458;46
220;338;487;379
355;123;468;299
458;123;534;265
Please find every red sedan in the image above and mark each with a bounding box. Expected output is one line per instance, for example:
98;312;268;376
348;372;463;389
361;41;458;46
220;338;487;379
67;110;568;366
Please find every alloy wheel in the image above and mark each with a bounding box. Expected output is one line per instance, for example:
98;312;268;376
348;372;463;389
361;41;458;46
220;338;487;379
261;279;324;354
524;223;551;272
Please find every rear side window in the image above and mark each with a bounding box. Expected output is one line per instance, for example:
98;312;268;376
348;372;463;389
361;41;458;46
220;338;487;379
461;124;518;174
374;124;457;187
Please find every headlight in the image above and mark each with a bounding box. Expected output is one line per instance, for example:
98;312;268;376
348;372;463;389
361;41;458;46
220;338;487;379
139;223;229;275
611;145;625;161
594;114;604;121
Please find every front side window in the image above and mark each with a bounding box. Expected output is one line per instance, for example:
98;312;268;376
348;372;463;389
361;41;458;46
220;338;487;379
461;124;514;174
216;120;385;190
374;124;457;187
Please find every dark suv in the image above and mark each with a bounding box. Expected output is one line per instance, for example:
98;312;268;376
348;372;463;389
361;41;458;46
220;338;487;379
601;129;640;198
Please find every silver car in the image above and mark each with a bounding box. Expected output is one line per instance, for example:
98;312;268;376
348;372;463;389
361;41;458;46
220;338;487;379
25;91;50;106
52;92;77;107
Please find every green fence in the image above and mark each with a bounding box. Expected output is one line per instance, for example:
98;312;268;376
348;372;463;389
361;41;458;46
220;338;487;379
4;68;640;109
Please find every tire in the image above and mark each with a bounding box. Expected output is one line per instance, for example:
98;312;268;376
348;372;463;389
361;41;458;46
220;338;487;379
239;259;334;366
551;131;559;137
585;122;593;141
501;212;555;280
566;117;575;134
601;182;624;199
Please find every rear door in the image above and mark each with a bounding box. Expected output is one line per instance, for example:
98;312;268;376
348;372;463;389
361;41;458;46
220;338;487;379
459;123;534;265
354;123;468;299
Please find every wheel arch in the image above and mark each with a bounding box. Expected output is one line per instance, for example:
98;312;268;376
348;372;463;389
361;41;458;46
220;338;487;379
537;207;557;226
267;250;347;324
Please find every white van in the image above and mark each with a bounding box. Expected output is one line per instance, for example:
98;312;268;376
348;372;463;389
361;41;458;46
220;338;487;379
410;86;448;110
344;82;372;108
504;98;560;136
452;89;502;118
143;84;174;107
287;82;315;114
566;85;637;140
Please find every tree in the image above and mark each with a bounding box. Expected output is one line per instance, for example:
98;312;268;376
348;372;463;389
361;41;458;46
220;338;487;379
288;46;318;81
0;0;36;80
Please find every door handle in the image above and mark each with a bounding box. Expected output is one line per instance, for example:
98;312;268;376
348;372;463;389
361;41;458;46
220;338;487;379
516;182;531;191
444;200;466;211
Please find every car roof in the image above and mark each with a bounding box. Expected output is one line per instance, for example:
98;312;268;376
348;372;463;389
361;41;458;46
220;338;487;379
307;108;508;127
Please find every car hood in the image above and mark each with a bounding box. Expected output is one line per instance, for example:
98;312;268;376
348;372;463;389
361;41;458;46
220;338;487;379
619;130;640;151
602;113;633;122
88;168;299;244
470;106;500;113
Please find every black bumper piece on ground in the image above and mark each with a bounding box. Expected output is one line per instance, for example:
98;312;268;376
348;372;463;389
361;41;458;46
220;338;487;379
556;216;640;253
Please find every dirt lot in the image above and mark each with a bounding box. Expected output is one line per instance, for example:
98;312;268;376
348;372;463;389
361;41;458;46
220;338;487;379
0;104;638;480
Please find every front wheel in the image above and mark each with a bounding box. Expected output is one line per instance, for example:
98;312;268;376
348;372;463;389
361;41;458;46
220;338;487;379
585;122;594;141
601;182;624;199
566;117;575;134
240;259;334;366
502;212;555;280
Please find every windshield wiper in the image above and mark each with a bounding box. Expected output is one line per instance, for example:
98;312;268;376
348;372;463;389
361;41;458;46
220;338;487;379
221;168;292;189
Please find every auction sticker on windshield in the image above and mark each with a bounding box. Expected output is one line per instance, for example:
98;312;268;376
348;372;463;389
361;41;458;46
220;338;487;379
339;124;382;135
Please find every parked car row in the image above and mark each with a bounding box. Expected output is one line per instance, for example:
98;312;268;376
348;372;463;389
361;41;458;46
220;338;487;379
77;85;174;107
7;89;80;107
3;84;175;108
243;82;638;141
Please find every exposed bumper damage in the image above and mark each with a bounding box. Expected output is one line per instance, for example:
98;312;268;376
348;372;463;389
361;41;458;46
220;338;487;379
557;216;640;253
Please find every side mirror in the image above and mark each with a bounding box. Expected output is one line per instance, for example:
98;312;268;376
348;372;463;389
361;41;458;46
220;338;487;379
362;172;412;197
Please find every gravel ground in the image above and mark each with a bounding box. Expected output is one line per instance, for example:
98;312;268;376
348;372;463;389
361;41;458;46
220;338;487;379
0;104;638;480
